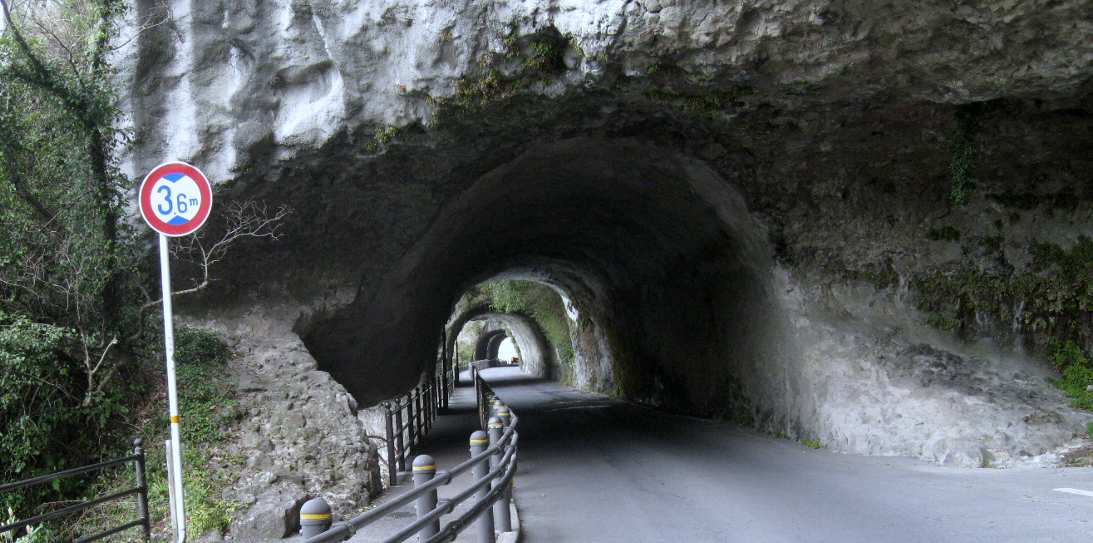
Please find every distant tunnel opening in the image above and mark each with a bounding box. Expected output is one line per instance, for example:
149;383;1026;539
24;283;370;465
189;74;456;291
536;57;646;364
475;329;508;361
301;136;794;425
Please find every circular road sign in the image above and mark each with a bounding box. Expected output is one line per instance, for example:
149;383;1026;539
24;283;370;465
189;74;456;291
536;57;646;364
139;161;213;237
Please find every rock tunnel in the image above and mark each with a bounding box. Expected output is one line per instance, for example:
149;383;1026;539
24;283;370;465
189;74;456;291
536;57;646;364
300;137;789;426
474;329;508;362
120;0;1091;471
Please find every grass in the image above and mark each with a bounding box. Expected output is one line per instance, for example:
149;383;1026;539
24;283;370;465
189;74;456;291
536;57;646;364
801;438;824;449
65;327;243;541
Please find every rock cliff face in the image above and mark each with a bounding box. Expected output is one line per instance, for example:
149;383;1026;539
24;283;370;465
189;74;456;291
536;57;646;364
185;310;382;540
115;2;1091;524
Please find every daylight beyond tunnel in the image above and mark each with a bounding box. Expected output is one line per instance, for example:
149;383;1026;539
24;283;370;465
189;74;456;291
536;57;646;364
303;137;795;423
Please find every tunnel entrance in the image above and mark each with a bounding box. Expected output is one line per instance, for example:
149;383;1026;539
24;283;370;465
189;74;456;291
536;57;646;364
302;137;791;427
474;329;508;361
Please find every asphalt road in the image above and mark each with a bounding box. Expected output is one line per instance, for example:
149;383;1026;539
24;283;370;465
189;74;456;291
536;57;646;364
472;367;1093;543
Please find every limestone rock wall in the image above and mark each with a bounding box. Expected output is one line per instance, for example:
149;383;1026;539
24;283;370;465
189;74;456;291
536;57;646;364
185;311;382;540
114;0;1092;491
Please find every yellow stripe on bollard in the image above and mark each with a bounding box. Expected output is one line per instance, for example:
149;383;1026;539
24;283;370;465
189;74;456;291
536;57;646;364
301;513;332;520
413;464;436;471
170;415;180;423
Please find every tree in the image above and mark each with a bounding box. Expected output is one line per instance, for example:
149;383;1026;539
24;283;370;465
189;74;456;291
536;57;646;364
0;0;289;495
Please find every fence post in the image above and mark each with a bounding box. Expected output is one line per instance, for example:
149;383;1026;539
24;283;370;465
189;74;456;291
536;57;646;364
495;404;511;429
395;400;406;473
412;455;439;541
441;364;449;409
423;386;429;435
300;497;333;537
428;383;435;428
473;366;479;407
469;431;495;543
407;391;417;450
132;438;151;540
487;418;512;532
383;401;397;487
415;388;424;442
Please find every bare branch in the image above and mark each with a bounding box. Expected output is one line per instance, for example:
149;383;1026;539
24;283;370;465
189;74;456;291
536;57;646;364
128;201;292;340
109;5;172;52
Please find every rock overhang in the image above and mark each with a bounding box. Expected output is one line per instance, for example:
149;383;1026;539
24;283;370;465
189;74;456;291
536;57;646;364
118;0;1093;466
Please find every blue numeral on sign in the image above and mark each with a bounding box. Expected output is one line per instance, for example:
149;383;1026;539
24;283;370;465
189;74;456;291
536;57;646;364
157;185;172;214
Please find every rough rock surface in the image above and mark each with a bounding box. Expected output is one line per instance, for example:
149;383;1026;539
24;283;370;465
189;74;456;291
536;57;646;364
115;0;1092;485
185;313;382;540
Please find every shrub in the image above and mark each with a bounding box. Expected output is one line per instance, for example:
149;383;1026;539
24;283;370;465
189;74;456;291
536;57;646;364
1051;341;1093;411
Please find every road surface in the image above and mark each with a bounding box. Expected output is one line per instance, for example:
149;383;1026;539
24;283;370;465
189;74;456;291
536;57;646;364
472;367;1093;543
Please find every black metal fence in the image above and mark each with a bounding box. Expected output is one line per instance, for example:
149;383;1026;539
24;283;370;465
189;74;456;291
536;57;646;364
304;371;518;543
383;376;455;487
0;439;151;542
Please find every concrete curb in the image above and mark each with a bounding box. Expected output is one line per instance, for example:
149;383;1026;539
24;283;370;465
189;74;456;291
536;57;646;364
497;499;521;543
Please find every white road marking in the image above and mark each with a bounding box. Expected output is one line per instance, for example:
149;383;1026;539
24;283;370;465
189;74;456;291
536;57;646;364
1053;488;1093;498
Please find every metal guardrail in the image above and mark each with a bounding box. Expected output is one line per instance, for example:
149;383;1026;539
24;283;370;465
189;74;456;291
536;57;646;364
303;372;518;543
0;439;152;542
383;382;441;487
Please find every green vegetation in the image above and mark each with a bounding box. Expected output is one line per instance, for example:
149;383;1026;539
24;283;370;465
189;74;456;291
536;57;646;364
915;236;1092;411
484;280;577;384
0;4;273;538
914;236;1091;339
3;325;242;541
1088;421;1093;440
801;438;824;449
1050;340;1093;411
522;29;568;74
366;124;402;153
948;105;979;206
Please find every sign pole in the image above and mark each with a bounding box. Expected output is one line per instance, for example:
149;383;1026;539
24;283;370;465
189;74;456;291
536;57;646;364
158;233;186;543
139;160;212;543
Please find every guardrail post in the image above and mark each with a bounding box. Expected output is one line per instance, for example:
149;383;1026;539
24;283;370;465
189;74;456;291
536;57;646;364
487;418;512;532
495;404;511;429
132;438;151;539
412;455;439;541
383;401;397;487
407;391;417;450
395;400;406;473
300;497;333;537
470;431;495;543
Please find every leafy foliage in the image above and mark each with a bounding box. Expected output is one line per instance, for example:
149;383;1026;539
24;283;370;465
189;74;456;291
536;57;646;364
0;4;268;536
948;105;979;206
1051;340;1093;411
913;236;1092;344
0;310;141;523
485;280;577;382
66;326;242;540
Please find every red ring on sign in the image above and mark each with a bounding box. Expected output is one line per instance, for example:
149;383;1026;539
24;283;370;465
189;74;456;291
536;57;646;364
138;161;213;237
